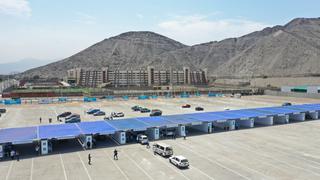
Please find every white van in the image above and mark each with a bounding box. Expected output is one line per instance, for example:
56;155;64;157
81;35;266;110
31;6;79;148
152;142;173;157
136;134;148;144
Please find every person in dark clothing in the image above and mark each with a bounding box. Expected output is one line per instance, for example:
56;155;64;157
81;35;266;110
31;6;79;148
86;141;91;149
16;151;20;161
39;117;42;123
183;134;186;140
88;154;91;165
49;118;52;123
114;149;118;160
10;150;15;160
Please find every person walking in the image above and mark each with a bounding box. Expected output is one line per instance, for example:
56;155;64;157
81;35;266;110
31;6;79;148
35;145;40;155
113;149;118;160
10;150;15;160
39;117;42;124
16;151;20;161
88;153;91;165
183;134;186;140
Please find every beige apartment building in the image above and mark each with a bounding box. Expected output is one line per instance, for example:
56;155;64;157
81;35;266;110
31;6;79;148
66;66;207;87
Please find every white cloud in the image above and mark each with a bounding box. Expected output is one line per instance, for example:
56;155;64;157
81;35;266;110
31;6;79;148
0;0;31;17
157;15;271;45
75;12;97;25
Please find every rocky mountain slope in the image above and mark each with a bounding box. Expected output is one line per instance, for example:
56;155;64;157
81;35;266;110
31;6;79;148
20;17;320;79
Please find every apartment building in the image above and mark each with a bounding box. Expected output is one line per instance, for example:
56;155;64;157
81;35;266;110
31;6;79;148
67;66;207;87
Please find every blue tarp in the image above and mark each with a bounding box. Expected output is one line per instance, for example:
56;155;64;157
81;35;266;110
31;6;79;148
4;98;21;105
122;96;129;100
208;92;223;97
77;121;116;135
58;97;67;102
106;96;115;100
165;114;199;125
180;92;190;98
0;126;37;144
138;95;149;100
108;118;150;131
224;109;271;118
255;106;303;114
136;116;178;128
84;97;97;102
288;104;320;111
2;103;320;144
38;124;81;139
151;95;158;99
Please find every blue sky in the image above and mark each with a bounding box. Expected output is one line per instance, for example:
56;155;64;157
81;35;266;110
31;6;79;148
0;0;319;64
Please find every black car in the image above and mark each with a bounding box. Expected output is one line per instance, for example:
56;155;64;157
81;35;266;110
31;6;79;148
0;109;6;113
282;102;292;106
65;117;81;123
57;112;72;119
195;107;204;111
93;111;106;116
132;106;142;111
182;104;191;108
150;109;162;116
140;108;151;113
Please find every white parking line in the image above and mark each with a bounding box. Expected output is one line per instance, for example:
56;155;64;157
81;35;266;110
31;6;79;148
77;152;92;180
5;161;13;180
238;133;320;169
228;139;320;177
122;150;154;180
103;150;129;180
142;147;192;180
30;158;34;180
188;166;215;180
59;154;68;180
183;139;273;179
172;142;251;180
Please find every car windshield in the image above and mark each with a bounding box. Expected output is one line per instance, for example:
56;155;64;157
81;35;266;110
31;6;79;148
181;159;188;163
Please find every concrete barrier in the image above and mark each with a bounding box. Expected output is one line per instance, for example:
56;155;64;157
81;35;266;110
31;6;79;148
289;113;305;121
236;118;254;128
254;116;273;126
306;111;318;120
273;115;289;124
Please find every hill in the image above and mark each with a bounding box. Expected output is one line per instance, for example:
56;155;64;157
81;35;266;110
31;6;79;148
19;17;320;79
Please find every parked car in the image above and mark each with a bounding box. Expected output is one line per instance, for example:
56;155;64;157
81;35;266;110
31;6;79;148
131;106;142;111
87;109;100;114
182;104;191;108
282;102;292;106
104;116;113;120
65;117;81;123
65;113;80;120
153;142;173;157
169;155;189;168
93;111;106;116
136;134;149;144
57;112;72;120
195;107;204;111
0;108;6;113
140;108;151;113
150;109;162;116
111;112;125;117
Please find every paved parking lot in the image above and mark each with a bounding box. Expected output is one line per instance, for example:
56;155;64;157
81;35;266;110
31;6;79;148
1;95;320;180
0;95;319;128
